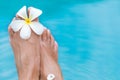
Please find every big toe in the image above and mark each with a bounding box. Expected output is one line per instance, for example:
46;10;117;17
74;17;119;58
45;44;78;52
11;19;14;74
46;29;55;48
41;29;47;41
48;30;58;60
46;29;52;44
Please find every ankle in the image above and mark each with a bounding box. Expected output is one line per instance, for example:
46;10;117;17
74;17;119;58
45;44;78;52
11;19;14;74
18;72;39;80
18;66;39;80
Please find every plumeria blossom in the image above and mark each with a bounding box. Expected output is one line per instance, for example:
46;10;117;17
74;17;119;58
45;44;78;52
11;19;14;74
47;74;55;80
10;6;44;39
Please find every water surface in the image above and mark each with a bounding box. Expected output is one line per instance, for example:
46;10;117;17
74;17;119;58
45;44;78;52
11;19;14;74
0;0;120;80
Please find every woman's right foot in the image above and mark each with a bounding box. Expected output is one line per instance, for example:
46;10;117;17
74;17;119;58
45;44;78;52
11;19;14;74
8;26;40;80
40;29;63;80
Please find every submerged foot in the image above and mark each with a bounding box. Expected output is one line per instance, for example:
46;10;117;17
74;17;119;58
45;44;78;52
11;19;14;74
40;29;63;80
8;21;40;80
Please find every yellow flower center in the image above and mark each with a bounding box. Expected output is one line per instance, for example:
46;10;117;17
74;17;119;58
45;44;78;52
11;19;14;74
25;18;31;24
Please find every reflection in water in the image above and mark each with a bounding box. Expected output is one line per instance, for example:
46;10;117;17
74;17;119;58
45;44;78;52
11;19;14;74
0;0;120;80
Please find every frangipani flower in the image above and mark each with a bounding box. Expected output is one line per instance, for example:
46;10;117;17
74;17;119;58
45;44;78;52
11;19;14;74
10;6;44;39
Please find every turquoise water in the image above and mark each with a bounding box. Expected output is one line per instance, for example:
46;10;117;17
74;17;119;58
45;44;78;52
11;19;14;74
0;0;120;80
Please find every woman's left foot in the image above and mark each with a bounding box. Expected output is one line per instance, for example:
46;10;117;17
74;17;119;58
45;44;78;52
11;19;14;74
40;29;63;80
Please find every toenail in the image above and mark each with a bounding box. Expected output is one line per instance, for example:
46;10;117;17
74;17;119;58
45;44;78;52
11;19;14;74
48;30;50;33
55;41;57;45
47;74;55;80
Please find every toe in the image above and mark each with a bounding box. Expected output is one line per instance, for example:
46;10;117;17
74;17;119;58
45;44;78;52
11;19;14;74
54;41;58;60
8;26;14;38
50;34;55;47
46;29;51;43
41;29;47;41
54;41;58;52
8;17;16;41
46;29;49;40
40;27;46;40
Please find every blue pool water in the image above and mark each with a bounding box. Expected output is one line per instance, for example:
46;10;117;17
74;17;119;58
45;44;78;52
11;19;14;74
0;0;120;80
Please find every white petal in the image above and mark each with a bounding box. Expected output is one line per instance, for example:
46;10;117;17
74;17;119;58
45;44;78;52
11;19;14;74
20;24;31;39
10;20;25;32
16;6;28;19
30;22;44;35
47;74;55;80
29;7;42;21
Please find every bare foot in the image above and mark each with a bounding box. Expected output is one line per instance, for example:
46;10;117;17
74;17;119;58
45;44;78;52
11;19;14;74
8;21;40;80
40;29;63;80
